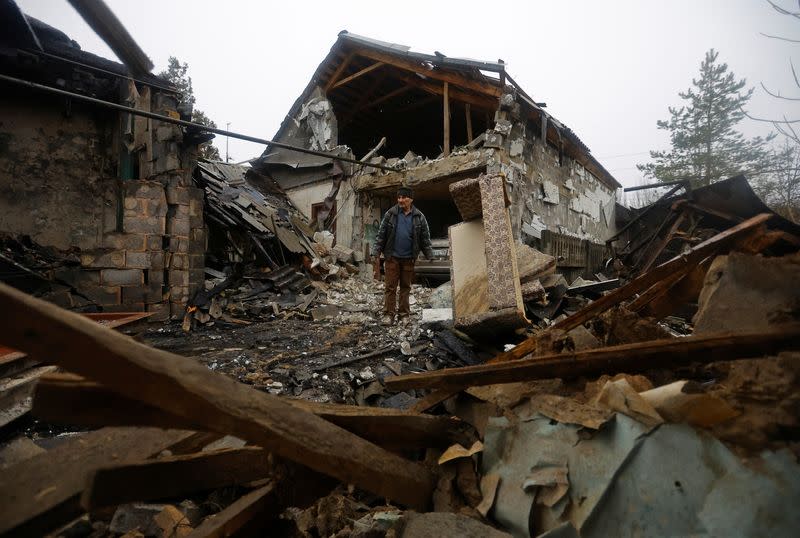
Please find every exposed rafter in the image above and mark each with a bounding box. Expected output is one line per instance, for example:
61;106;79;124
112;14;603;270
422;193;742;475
330;61;385;90
349;46;503;98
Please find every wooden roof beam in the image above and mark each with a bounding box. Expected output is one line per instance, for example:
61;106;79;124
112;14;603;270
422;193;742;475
349;46;503;98
324;52;355;92
330;61;385;90
401;74;498;112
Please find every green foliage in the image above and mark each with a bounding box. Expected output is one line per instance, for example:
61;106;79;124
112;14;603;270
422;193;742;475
638;49;775;187
158;56;220;161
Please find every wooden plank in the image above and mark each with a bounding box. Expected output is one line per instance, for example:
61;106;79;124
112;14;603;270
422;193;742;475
638;209;688;273
0;283;434;509
487;213;773;364
384;325;800;393
82;447;273;511
331;61;384;90
324;52;355;92
0;427;196;536
409;389;459;414
32;374;475;449
400;74;499;112
188;459;335;537
642;257;714;320
443;81;451;157
352;46;502;98
0;313;150;379
188;482;278;538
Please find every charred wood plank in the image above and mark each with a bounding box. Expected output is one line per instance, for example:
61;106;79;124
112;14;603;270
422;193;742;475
82;447;273;511
385;325;800;393
32;373;475;449
0;427;196;536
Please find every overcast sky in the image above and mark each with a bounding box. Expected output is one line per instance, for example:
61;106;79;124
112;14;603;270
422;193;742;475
17;0;800;190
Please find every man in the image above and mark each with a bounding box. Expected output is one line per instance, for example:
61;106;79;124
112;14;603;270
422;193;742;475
371;186;433;325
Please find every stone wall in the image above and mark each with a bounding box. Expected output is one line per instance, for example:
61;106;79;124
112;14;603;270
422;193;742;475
0;87;204;318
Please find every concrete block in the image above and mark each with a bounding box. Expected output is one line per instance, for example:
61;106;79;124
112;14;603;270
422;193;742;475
189;235;205;254
103;233;147;251
190;228;206;242
147;268;165;285
169;236;189;253
81;250;126;269
170;253;189;270
169;270;189;286
124;181;165;200
166;186;190;205
124;214;165;235
54;266;101;287
150;251;165;269
189;198;203;217
146;302;171;322
188;254;204;270
145;234;163;251
125;251;152;269
189;213;203;229
101;269;144;286
82;285;121;305
122;283;163;304
146;198;168;217
166;216;191;237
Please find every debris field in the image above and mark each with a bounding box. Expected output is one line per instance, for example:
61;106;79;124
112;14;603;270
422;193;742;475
1;2;800;537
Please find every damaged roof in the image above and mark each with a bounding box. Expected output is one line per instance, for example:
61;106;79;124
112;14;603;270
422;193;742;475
260;30;621;190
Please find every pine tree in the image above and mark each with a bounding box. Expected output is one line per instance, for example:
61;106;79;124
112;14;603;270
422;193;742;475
638;49;774;187
158;57;221;161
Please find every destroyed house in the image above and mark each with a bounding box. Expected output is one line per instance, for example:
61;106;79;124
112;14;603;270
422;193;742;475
0;0;208;318
250;32;622;276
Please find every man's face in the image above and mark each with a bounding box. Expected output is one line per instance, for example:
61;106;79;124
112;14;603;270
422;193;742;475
397;194;413;212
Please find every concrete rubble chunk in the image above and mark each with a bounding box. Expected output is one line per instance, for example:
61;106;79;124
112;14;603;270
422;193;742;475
693;252;800;335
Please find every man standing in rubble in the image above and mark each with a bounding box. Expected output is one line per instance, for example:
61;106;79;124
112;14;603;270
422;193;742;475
372;186;433;325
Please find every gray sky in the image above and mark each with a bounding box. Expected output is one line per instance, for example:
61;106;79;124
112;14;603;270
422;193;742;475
17;0;800;189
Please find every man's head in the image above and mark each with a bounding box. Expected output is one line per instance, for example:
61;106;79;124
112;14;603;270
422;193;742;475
397;186;413;212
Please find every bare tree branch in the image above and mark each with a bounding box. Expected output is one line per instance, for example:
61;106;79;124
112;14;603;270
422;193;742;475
792;59;800;88
767;0;800;19
760;81;800;100
742;108;800;124
760;31;800;42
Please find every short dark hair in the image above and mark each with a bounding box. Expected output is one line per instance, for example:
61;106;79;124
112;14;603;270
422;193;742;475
397;186;413;198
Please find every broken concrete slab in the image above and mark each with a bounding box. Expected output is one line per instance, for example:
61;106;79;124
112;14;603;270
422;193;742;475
694;252;800;335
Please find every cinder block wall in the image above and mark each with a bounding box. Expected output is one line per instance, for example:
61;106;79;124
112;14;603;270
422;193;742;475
0;89;205;318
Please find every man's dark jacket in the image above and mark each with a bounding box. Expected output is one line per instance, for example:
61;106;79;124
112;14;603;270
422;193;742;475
371;205;434;260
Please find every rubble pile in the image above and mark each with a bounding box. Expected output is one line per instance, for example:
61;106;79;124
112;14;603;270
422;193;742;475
1;209;800;537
